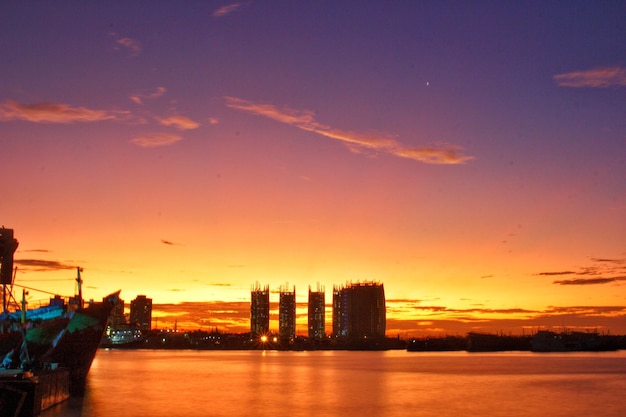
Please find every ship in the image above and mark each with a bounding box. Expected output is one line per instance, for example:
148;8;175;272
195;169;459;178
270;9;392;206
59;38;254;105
530;330;618;352
100;323;147;349
1;227;119;415
466;332;532;352
407;335;466;351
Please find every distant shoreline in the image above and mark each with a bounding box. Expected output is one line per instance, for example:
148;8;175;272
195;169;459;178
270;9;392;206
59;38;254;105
100;329;626;352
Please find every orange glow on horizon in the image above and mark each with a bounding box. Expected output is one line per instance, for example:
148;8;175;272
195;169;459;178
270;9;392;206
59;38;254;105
3;2;624;337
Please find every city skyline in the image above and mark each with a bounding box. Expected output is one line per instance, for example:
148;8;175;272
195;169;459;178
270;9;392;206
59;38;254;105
1;2;625;337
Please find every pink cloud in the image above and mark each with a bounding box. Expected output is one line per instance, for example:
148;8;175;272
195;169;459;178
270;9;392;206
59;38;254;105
130;86;167;105
225;96;473;165
0;100;128;123
116;37;141;55
157;115;200;130
554;67;626;88
213;4;241;18
130;132;183;148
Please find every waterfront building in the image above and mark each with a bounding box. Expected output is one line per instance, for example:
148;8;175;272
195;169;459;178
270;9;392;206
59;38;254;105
308;285;325;339
109;297;126;326
103;323;144;346
250;283;270;337
130;295;152;331
278;285;296;343
332;281;386;340
332;285;349;338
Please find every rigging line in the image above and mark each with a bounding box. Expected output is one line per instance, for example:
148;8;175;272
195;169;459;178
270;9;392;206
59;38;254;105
11;283;65;296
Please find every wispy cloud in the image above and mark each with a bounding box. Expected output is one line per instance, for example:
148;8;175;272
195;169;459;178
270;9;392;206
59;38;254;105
152;301;251;330
394;147;474;165
157;115;200;130
148;300;626;335
536;271;577;276
536;256;626;286
15;259;77;272
212;3;241;18
130;86;166;105
130;132;183;148
115;37;141;56
554;67;626;88
225;97;473;164
160;239;184;246
590;258;624;264
544;305;625;315
554;276;626;286
408;306;537;315
0;100;128;124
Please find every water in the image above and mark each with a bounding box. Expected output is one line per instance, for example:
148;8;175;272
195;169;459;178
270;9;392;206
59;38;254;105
42;349;626;417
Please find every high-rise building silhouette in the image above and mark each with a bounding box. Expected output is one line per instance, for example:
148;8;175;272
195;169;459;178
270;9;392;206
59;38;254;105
110;297;126;325
278;284;296;343
250;283;270;337
332;282;386;340
130;295;152;331
332;285;349;338
308;285;325;339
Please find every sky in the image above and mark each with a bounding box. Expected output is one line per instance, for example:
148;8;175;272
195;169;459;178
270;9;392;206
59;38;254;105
1;1;625;337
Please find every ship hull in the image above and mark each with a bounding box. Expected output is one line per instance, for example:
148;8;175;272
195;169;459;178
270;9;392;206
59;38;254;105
530;330;618;352
1;292;119;397
45;293;119;396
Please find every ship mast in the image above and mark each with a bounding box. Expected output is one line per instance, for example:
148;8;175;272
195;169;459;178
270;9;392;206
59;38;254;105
75;267;84;309
1;227;19;314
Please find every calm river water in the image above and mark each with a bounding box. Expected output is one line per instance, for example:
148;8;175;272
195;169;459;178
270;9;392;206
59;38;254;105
41;349;626;417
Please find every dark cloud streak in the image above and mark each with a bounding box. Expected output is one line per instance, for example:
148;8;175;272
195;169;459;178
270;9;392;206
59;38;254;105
553;277;626;286
14;259;77;272
536;256;626;285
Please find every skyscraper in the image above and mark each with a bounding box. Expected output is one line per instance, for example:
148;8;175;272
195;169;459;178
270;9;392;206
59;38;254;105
278;285;296;343
250;283;270;337
332;285;349;338
308;285;325;339
332;282;386;340
130;295;152;331
110;297;126;325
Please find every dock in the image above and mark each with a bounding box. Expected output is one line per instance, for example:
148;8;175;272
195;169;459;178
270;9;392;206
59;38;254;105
0;368;70;417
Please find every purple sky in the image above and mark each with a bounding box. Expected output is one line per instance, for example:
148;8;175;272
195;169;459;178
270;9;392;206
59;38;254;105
1;1;625;335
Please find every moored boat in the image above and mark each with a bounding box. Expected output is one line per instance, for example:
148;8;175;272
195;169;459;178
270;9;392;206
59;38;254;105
530;330;618;352
1;227;120;400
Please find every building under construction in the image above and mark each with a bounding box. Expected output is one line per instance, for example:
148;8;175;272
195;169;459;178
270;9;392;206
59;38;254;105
332;281;386;341
278;284;296;343
250;283;270;337
308;285;325;339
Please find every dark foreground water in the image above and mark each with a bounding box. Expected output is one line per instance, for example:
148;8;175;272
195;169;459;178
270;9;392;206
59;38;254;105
41;349;626;417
